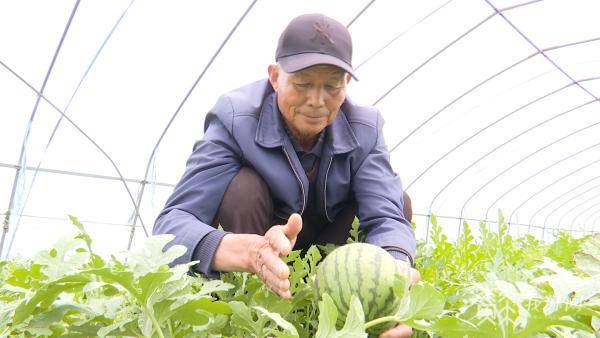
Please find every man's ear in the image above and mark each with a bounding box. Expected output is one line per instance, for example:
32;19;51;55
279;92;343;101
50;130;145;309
345;73;352;84
268;64;280;91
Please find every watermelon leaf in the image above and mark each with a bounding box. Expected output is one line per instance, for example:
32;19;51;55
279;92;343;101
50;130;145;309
400;282;445;321
316;293;366;338
409;316;483;338
34;236;90;282
253;306;299;337
125;234;186;277
346;217;364;244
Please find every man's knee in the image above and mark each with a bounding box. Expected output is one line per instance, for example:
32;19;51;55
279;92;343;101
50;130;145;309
403;191;413;223
213;167;273;234
227;167;271;204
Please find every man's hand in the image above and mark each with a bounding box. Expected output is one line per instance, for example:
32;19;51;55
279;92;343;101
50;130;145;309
379;261;421;338
249;213;302;299
211;214;301;298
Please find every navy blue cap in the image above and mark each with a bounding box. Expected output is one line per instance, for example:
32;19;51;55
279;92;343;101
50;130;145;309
276;13;358;80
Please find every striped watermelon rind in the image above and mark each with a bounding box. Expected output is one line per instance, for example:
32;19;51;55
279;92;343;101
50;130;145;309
315;243;407;334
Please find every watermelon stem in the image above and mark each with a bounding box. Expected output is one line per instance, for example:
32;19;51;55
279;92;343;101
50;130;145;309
364;315;400;330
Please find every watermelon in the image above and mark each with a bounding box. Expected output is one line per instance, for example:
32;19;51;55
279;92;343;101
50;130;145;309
314;243;407;334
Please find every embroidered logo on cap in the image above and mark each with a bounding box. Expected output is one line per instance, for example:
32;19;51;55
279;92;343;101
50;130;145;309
311;22;335;45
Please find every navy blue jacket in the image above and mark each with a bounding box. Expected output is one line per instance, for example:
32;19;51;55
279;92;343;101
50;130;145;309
153;79;416;273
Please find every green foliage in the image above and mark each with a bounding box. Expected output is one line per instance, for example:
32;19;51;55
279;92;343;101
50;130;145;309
414;213;600;337
0;213;599;337
0;216;231;338
546;231;587;269
315;294;366;338
346;217;365;244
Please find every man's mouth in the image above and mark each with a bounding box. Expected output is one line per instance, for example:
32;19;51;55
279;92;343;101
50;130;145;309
302;112;327;119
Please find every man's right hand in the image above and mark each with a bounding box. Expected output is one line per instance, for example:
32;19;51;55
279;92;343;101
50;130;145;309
249;213;302;299
211;213;303;299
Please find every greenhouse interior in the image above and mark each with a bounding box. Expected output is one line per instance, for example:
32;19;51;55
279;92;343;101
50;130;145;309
1;1;599;337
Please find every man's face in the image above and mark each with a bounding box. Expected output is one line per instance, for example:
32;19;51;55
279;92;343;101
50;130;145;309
268;64;351;140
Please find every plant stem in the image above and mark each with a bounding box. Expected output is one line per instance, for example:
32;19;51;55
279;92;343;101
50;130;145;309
145;305;165;338
167;319;174;336
365;315;400;330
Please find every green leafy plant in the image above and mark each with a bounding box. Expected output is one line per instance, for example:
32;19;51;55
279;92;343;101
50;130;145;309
0;213;599;337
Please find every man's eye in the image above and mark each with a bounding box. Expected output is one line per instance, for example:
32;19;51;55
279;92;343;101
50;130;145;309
296;83;310;88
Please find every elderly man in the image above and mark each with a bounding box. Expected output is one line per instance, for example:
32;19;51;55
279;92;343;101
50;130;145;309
154;13;418;337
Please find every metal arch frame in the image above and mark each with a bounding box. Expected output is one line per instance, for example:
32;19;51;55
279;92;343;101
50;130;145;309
543;183;600;230
3;213;144;229
377;0;548;152
534;176;600;227
1;0;81;258
425;98;598;237
411;211;594;235
480;0;600;234
543;181;600;226
346;0;377;29
345;0;595;243
354;0;543;78
460;94;600;220
583;208;600;229
125;0;259;250
536;224;594;235
506;156;600;229
0;60;144;258
3;0;138;259
476;133;600;222
353;0;455;72
542;224;595;241
372;11;494;108
403;41;600;191
484;0;599;100
418;0;600;241
0;161;174;187
554;191;600;230
401;54;537;189
585;210;600;232
569;198;600;232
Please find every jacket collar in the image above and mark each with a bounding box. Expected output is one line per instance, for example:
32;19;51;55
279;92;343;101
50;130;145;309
255;92;359;154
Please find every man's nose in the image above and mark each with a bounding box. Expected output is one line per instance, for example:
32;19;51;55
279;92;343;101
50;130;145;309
306;87;325;107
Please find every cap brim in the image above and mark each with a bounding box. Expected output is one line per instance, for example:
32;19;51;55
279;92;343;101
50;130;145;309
277;53;358;81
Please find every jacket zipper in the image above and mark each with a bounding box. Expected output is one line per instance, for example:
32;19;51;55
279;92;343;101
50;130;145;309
282;146;306;215
323;156;333;222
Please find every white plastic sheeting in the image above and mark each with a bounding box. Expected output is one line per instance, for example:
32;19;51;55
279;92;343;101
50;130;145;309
1;0;599;259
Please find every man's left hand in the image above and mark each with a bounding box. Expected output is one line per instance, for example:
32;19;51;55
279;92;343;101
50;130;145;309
379;261;420;338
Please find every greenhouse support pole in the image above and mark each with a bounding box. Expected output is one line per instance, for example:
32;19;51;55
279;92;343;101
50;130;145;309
541;226;546;242
127;182;147;249
1;166;21;259
0;211;9;258
2;0;81;259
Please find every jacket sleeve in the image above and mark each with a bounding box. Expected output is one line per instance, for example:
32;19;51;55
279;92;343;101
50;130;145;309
351;113;416;265
153;99;242;274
